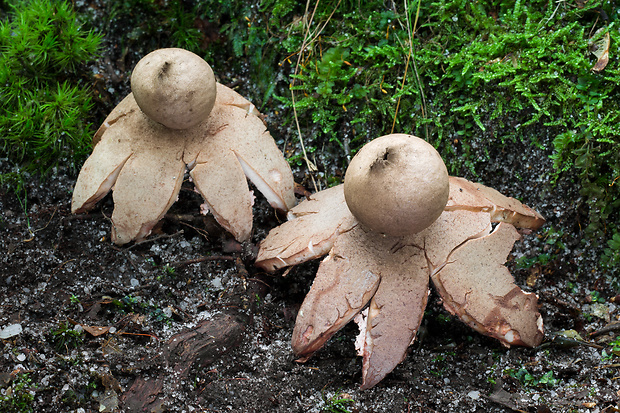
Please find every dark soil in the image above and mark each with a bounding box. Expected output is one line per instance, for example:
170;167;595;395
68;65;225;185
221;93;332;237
1;3;620;413
1;160;619;413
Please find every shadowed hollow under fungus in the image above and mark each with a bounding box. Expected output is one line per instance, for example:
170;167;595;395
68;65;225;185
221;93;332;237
256;134;546;390
71;48;295;245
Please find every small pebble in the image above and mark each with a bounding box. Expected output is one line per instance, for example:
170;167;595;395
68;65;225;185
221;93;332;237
467;390;480;400
0;323;23;339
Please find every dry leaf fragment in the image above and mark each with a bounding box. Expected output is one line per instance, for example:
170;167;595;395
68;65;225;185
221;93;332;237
590;28;610;72
81;325;111;337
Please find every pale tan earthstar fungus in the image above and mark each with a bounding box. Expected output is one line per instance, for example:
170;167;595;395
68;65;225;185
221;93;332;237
256;134;546;389
72;48;295;245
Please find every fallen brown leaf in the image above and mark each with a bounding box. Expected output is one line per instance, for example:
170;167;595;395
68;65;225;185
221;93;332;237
81;324;110;337
590;28;610;72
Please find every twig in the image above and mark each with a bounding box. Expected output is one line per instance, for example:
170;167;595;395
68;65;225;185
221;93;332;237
289;0;343;192
245;277;271;289
22;206;58;242
538;0;564;33
47;258;77;283
391;0;428;138
590;321;620;338
177;220;210;241
169;255;236;268
290;0;321;193
126;230;185;250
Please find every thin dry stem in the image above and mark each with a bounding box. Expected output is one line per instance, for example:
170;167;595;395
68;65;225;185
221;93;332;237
391;0;428;138
289;0;343;192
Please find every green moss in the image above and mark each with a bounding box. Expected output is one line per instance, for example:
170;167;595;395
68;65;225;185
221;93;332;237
112;295;172;325
0;0;101;175
0;374;36;413
505;366;559;389
101;0;205;54
50;321;85;353
263;0;620;173
321;390;354;413
201;0;620;280
602;336;620;360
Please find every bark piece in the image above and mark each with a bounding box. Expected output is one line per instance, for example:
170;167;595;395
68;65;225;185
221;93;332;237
122;312;245;412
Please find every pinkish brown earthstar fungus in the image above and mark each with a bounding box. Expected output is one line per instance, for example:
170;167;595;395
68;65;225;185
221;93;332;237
255;134;545;390
72;48;295;245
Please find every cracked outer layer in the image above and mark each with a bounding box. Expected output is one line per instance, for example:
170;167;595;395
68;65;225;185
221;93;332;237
72;83;295;245
256;176;545;389
431;222;544;347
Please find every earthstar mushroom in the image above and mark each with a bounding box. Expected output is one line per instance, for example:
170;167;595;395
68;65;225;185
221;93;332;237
72;48;295;244
256;134;545;389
